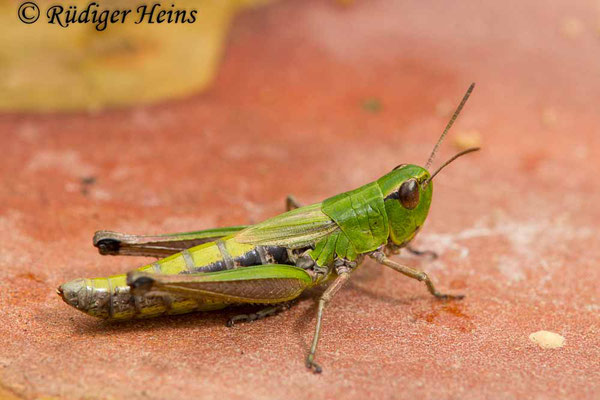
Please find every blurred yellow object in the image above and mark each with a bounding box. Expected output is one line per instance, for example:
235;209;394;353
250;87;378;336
453;130;482;151
0;0;272;111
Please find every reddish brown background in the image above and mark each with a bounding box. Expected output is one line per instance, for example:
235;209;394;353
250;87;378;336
1;0;599;399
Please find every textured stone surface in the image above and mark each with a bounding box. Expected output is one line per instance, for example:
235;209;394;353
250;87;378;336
0;0;599;399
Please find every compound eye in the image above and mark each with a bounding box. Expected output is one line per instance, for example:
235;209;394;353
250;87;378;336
398;179;419;209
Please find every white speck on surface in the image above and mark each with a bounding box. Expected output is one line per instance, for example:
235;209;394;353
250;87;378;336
529;330;566;349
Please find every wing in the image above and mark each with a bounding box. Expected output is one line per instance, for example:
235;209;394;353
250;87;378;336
93;226;248;257
235;203;339;249
127;264;313;304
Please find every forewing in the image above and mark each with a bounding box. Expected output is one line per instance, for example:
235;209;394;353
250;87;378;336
127;265;312;304
94;226;248;257
235;203;339;249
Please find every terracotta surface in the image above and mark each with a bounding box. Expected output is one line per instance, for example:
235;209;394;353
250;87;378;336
1;0;599;399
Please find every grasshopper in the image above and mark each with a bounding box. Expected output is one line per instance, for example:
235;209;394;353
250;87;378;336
58;84;479;373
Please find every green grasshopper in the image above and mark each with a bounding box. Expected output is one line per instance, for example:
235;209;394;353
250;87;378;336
58;84;479;373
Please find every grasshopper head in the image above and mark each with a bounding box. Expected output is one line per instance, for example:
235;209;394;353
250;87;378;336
377;146;479;248
377;165;433;247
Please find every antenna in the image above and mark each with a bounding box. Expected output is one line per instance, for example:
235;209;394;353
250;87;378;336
422;147;480;187
425;83;475;170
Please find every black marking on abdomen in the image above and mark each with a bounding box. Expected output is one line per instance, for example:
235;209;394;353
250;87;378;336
190;260;227;273
191;245;291;273
234;247;262;267
261;246;289;264
235;246;289;267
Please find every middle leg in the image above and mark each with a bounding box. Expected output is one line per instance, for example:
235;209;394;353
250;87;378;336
370;250;463;300
305;271;351;373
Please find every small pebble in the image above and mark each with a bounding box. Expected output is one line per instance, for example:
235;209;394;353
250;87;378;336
529;330;565;349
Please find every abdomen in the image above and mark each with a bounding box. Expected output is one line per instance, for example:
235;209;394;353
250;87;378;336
58;236;291;320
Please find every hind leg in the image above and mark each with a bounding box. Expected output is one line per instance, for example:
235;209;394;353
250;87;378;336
226;301;296;327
